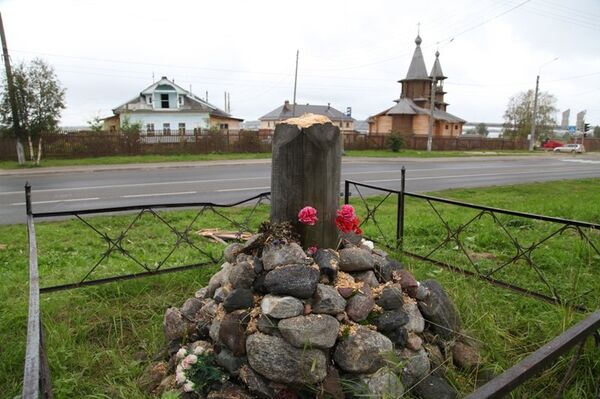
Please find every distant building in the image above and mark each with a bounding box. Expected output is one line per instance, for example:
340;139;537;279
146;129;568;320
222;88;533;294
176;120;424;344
103;76;243;134
259;101;355;133
368;35;465;136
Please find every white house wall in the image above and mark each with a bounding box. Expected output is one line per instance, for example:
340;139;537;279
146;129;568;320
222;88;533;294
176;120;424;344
121;112;210;133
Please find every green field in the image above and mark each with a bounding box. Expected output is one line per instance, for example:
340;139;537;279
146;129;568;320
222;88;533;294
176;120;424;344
0;179;598;398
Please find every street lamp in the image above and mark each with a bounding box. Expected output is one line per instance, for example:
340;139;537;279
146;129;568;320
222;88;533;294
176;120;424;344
529;57;559;152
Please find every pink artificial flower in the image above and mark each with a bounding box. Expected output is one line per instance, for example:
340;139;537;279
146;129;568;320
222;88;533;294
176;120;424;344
183;381;195;392
298;206;318;226
307;246;318;256
181;354;198;370
337;204;356;222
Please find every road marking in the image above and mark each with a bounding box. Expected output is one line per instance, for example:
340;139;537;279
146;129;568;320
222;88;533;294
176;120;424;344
364;167;600;183
562;159;600;164
216;187;270;192
122;191;196;198
10;197;100;206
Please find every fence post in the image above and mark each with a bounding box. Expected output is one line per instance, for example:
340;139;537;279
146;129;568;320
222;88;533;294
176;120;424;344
25;182;32;216
397;166;406;249
344;180;350;205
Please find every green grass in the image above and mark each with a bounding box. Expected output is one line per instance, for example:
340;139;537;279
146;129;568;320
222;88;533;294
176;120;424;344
345;149;537;158
1;180;599;397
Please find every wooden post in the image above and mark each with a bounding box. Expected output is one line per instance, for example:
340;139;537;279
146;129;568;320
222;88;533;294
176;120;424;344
271;120;341;249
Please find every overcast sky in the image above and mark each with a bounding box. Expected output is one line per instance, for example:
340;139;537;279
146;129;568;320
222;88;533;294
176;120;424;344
2;0;599;127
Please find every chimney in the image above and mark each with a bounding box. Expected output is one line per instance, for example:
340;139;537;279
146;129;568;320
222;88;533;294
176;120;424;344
284;100;290;110
327;103;331;110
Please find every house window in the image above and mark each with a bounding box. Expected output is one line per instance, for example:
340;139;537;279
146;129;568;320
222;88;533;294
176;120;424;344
454;125;458;129
219;123;229;130
268;121;272;127
346;122;350;128
445;124;449;130
146;95;152;105
146;123;155;134
178;123;186;134
163;123;171;135
161;94;169;109
178;96;184;107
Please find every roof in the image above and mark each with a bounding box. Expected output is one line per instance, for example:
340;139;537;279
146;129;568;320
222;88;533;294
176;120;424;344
259;102;355;122
430;51;446;80
375;97;465;123
112;77;242;121
401;35;429;81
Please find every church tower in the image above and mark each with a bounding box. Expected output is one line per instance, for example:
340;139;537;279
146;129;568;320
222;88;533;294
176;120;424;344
430;50;448;112
399;34;431;109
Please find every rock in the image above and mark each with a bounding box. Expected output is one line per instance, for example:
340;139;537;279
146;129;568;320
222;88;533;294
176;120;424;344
362;367;405;398
181;297;204;320
418;280;461;340
337;286;355;299
264;264;320;298
413;375;457;399
252;273;269;295
216;347;247;376
407;333;423;351
239;364;276;399
313;249;339;283
278;314;340;349
190;340;213;355
229;261;257;289
246;333;327;384
256;314;279;335
219;310;249;356
318;366;344;399
262;243;308;271
209;316;221;343
155;375;176;396
214;286;231;304
207;382;254;399
163;307;192;342
376;309;409;332
403;299;425;333
195;286;210;299
253;257;264;274
236;253;254;264
207;263;232;297
224;243;244;263
374;260;403;283
376;285;404;310
333;327;393;374
386;327;408;348
372;248;388;258
338;247;375;272
353;270;380;288
452;341;481;369
397;269;419;298
138;361;168;393
424;343;446;373
260;295;304;319
345;283;374;322
400;348;431;388
339;231;363;246
312;284;347;315
223;288;254;313
415;284;430;301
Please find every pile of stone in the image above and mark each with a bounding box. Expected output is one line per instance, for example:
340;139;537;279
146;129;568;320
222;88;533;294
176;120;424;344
140;235;481;398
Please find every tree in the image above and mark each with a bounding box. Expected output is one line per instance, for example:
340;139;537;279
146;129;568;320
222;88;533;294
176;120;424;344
0;58;65;164
594;126;600;138
385;133;404;152
86;115;104;132
475;123;489;137
502;89;557;140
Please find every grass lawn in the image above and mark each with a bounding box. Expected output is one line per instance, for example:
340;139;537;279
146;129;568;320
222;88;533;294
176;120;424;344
0;149;543;170
0;179;599;398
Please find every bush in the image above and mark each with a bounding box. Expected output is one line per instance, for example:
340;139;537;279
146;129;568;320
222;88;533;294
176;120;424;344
386;133;404;152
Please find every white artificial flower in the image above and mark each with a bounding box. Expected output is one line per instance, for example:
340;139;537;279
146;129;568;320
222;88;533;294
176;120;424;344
362;240;374;250
182;354;198;369
176;348;187;360
193;345;205;355
175;369;187;385
183;381;195;392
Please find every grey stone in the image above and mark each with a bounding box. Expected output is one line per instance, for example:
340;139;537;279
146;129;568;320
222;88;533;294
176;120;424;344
376;285;404;310
338;247;375;272
313;248;339;283
397;269;419;298
452;341;481;369
216;348;247;376
181;297;204;320
199;299;218;319
264;264;320;298
224;243;244;263
246;332;327;384
138;361;168;393
387;327;408;348
256;314;279;335
312;284;347;315
372;248;388;258
361;367;405;399
260;294;304;319
252;273;268;295
418;280;461;339
403;299;425;333
400;348;431;388
229;261;257;289
209;316;221;343
345;283;374;322
219;310;249;356
278;314;340;349
413;375;457;399
195;286;210;299
214;286;231;304
207;382;254;399
236;253;254;264
407;333;423;351
163;307;192;342
375;260;404;283
353;270;380;288
333;326;393;374
376;309;409;332
415;284;430;301
320;366;344;399
239;364;275;399
253;256;264;274
207;263;232;297
262;243;308;271
223;288;255;313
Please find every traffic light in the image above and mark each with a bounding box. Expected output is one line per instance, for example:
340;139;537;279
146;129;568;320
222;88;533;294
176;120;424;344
584;123;591;132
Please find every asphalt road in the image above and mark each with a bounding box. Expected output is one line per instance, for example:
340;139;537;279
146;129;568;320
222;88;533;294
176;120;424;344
1;154;599;225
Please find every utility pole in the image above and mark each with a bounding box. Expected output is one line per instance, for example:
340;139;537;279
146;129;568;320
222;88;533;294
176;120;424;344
529;74;540;152
0;12;25;164
427;76;436;152
292;50;299;117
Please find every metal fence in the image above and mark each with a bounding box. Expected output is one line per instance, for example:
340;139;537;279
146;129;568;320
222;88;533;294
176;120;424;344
21;184;270;398
345;172;600;398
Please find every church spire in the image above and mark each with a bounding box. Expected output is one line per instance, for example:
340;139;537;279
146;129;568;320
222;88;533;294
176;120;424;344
430;50;446;80
402;33;429;81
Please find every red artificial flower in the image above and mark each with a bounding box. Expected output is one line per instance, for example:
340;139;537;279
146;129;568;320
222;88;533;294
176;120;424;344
298;206;318;226
336;205;362;235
